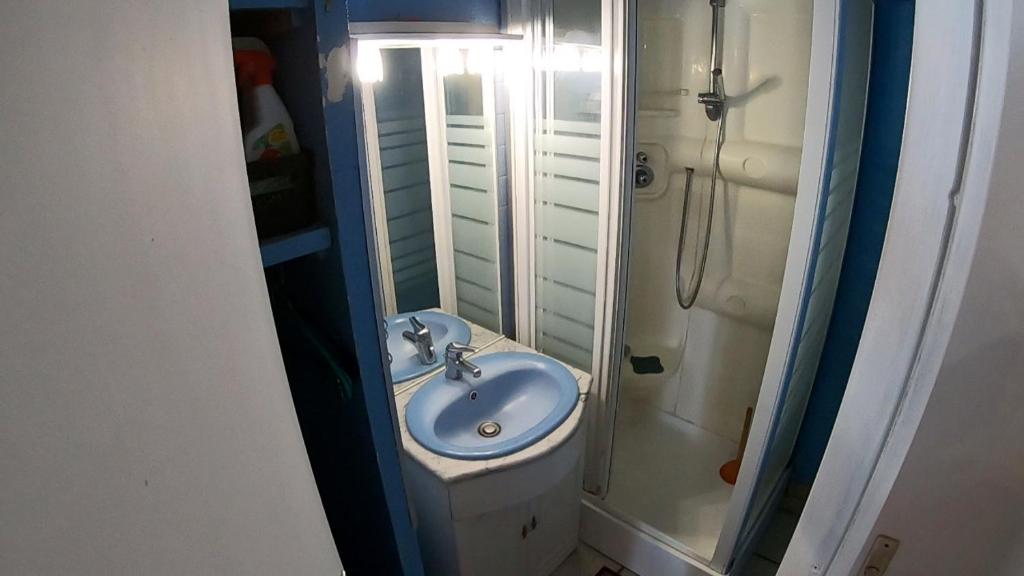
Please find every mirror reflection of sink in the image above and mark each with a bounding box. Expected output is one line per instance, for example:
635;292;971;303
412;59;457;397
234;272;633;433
405;352;579;460
386;311;471;384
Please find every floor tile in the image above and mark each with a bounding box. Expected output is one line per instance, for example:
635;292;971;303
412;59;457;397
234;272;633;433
551;544;622;576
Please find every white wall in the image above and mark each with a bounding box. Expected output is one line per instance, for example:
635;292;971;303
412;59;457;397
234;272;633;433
856;6;1024;573
0;1;340;574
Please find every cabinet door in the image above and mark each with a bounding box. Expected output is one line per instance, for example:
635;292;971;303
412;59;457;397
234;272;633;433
454;500;531;576
527;462;583;575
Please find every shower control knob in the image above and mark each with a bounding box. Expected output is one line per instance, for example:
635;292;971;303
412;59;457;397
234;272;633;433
635;164;655;188
636;151;649;164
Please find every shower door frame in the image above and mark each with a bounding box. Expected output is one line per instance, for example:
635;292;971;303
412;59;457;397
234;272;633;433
708;0;847;569
583;0;846;572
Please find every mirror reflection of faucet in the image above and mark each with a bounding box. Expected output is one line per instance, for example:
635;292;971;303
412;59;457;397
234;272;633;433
402;315;436;365
383;318;392;365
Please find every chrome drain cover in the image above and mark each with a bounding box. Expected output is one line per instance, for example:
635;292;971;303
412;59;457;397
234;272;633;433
477;421;501;438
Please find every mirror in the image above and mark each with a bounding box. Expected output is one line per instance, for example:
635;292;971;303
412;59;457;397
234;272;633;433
357;39;516;385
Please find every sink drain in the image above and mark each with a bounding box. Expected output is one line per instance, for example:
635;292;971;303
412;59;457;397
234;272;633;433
477;421;501;438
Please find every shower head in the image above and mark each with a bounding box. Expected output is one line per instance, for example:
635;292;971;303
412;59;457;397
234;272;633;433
702;0;726;121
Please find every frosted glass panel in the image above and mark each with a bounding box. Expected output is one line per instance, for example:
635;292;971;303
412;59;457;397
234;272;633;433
739;0;874;546
444;73;501;332
534;121;602;370
532;8;604;371
553;0;602;43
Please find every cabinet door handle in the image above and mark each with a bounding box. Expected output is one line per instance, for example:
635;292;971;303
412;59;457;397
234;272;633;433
521;525;528;539
531;516;537;530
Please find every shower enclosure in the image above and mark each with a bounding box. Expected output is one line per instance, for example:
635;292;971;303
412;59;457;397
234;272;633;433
509;0;875;573
606;0;822;566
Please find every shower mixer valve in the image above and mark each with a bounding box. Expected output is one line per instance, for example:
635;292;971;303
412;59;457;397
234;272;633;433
634;151;654;189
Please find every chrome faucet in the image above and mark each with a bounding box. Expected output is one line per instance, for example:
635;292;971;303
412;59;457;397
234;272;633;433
444;343;481;381
402;316;436;365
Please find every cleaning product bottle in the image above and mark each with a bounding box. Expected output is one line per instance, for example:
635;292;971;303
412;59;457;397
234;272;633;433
232;38;300;162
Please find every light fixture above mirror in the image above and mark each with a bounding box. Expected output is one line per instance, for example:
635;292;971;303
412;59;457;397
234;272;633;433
351;21;523;84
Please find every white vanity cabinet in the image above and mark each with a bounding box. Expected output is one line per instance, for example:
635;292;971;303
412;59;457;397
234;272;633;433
395;335;592;576
405;428;584;576
451;498;531;576
454;450;582;576
522;457;584;574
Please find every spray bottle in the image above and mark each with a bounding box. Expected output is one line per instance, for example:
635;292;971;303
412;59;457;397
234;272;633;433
232;38;300;162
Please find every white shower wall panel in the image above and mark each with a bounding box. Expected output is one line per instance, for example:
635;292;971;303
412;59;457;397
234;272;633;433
742;7;812;147
675;309;774;442
624;0;812;442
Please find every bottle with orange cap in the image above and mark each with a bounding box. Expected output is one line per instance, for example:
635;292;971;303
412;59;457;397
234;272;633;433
232;37;299;162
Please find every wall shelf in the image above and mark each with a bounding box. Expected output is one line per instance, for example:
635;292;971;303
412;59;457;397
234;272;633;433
260;225;331;268
229;0;309;11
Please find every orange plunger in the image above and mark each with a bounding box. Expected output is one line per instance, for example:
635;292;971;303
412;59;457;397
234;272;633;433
720;407;754;485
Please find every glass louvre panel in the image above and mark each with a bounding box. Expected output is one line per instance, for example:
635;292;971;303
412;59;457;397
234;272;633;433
443;72;502;332
533;0;604;371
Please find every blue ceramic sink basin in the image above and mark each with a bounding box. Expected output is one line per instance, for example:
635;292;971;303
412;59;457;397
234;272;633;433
406;351;579;460
386;311;471;384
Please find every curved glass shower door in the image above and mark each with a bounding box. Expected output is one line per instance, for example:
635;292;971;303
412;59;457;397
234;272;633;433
586;0;876;572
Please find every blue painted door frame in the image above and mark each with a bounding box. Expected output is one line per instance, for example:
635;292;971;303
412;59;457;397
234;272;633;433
310;2;424;574
287;0;505;572
235;1;504;573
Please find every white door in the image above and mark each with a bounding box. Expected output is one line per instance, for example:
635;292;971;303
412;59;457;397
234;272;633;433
0;2;340;574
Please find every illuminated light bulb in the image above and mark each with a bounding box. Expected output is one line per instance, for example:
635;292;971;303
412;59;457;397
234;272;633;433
438;46;465;76
466;48;494;75
496;47;529;84
356;45;383;84
491;49;506;80
550;44;582;72
580;46;603;73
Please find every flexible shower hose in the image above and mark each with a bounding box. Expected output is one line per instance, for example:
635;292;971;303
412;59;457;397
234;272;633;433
675;75;727;309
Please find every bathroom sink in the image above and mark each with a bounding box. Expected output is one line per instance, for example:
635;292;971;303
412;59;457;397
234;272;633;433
406;351;579;460
386;311;471;384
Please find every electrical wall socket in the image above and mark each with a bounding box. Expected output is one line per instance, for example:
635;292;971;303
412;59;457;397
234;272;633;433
860;535;900;575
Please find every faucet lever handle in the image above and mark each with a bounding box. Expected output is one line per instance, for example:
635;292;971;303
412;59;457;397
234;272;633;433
445;342;475;357
444;342;481;380
408;315;427;333
402;315;436;365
